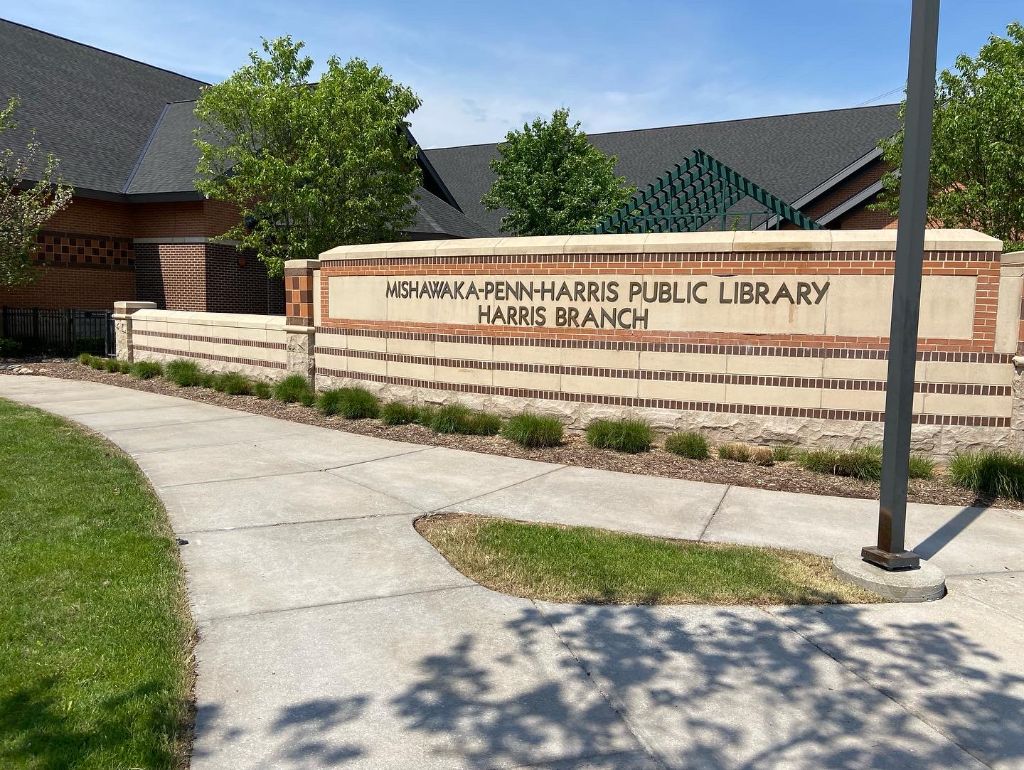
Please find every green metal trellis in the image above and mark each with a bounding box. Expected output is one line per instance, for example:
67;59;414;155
593;149;821;233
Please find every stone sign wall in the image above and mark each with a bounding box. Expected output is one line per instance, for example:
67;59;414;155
116;230;1022;457
307;230;1015;457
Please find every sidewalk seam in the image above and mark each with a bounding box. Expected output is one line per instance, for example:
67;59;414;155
532;600;671;770
697;484;732;542
764;607;995;769
427;463;567;513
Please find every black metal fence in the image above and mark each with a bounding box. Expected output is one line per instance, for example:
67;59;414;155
1;307;115;356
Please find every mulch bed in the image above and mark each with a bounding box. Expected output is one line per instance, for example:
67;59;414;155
4;359;1014;510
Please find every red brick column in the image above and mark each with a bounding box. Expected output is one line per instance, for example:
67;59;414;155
283;259;319;384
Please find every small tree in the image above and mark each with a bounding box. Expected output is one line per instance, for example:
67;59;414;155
1;97;72;287
875;22;1024;247
482;108;635;236
195;36;423;276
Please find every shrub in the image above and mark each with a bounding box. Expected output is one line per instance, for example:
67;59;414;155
415;405;438;427
796;445;930;482
273;374;315;406
88;356;107;370
130;361;163;380
317;387;380;419
585;418;653;454
253;380;272;400
772;445;797;462
212;371;253;395
908;454;936;480
166;359;206;387
380;402;420;425
949;450;1024;500
502;413;564;448
718;443;752;462
0;337;23;357
749;446;775;466
430;404;502;436
77;352;94;366
664;431;709;460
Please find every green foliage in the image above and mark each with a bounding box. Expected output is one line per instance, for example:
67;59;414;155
718;443;752;462
253;380;272;400
212;371;253;395
76;352;93;366
380;401;420;425
0;337;24;357
585;418;653;454
88;355;106;370
317;387;380;418
949;450;1024;499
875;22;1024;243
664;431;710;460
908;454;936;481
194;37;422;276
772;445;798;462
501;412;564;448
795;445;931;481
130;361;163;380
414;404;438;426
1;97;73;287
165;359;205;387
272;374;315;405
482;108;635;235
430;404;502;436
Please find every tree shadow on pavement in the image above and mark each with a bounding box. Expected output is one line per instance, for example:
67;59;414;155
392;602;1024;769
192;695;369;767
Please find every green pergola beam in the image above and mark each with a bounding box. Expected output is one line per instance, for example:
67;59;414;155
593;148;820;233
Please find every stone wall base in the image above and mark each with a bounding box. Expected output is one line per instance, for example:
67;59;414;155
317;372;1010;459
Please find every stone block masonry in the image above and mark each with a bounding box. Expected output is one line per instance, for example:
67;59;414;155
116;230;1021;458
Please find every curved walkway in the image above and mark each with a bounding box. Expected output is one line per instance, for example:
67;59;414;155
3;374;1024;769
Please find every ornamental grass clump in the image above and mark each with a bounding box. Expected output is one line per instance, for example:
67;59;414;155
212;371;253;396
166;359;206;387
748;446;775;467
430;404;502;436
772;444;797;462
664;431;710;460
253;380;272;400
88;356;107;370
585;418;653;454
380;402;420;425
949;450;1024;500
501;413;564;448
317;387;380;419
130;361;163;380
76;352;93;366
272;374;315;406
718;442;752;462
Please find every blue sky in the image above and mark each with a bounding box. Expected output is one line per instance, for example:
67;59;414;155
2;1;1020;147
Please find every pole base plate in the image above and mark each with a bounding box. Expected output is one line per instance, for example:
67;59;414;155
861;546;921;571
834;553;945;602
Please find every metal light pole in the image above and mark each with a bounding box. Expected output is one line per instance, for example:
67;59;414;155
862;0;941;571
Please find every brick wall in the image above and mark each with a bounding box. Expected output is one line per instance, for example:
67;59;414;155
135;241;284;313
782;160;898;230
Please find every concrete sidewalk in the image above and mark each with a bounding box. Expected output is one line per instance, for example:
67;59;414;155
3;374;1023;769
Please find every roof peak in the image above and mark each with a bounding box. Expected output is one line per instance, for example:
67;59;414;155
0;17;208;87
423;103;900;151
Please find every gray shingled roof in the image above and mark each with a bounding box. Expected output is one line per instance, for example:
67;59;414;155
0;18;203;193
422;104;901;234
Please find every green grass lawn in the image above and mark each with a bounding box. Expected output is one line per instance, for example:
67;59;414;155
417;514;882;605
0;399;193;769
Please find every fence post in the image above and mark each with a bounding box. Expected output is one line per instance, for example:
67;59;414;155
284;259;319;386
112;301;157;362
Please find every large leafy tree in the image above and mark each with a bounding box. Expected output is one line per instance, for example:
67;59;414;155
1;97;72;287
875;22;1024;246
482;108;635;236
195;36;422;276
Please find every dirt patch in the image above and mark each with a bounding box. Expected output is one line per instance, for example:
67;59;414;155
6;359;1011;509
